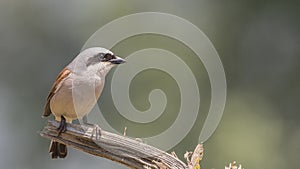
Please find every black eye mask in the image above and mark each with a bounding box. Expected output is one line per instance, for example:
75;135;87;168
86;53;116;66
101;53;116;62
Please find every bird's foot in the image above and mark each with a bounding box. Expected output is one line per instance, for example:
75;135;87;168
57;115;67;136
81;116;101;140
91;124;102;141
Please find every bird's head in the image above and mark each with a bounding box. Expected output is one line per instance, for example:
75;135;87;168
68;47;126;76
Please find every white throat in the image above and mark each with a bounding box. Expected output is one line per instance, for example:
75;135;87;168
86;62;115;77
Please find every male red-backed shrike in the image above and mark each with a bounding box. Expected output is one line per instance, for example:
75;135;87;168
43;47;125;158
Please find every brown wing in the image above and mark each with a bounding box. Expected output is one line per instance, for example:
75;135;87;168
43;68;71;117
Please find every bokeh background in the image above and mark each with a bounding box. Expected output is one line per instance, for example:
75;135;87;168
1;0;299;169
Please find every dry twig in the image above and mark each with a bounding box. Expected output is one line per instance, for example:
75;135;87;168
40;120;203;169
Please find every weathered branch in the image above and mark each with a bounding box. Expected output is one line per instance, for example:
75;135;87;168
40;120;202;169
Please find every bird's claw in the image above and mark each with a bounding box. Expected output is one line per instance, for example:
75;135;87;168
91;124;102;141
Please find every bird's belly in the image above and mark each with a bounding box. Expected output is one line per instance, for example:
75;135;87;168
50;77;103;122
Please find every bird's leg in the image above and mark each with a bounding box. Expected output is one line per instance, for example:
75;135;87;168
82;115;91;125
57;115;67;136
82;115;98;128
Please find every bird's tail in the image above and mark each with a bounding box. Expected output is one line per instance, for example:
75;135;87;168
49;140;67;159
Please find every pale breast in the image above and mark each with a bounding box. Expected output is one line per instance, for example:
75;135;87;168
50;74;104;121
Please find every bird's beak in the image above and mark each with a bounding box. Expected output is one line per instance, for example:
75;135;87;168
110;56;126;64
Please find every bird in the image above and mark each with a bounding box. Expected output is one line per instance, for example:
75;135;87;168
43;47;125;159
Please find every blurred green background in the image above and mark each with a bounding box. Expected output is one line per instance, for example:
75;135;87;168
0;0;299;169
